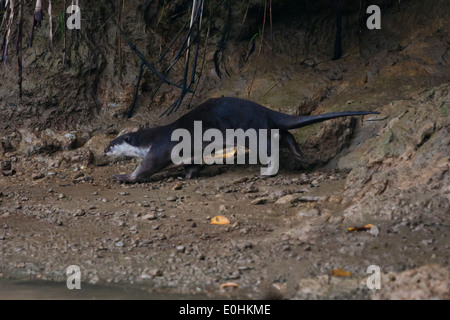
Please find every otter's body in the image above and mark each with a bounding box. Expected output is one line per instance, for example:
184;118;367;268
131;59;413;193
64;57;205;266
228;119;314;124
105;97;378;182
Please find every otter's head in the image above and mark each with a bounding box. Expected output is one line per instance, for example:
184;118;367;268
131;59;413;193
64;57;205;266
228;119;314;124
105;132;149;158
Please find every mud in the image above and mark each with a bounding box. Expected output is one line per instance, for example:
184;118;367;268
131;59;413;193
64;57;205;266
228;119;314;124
0;0;449;299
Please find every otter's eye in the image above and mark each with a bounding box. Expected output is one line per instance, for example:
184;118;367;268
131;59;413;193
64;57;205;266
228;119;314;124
125;136;131;143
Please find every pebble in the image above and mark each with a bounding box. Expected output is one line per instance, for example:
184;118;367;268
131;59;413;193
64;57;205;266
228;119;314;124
75;209;86;217
32;172;45;180
297;195;325;202
297;208;320;217
233;177;249;184
310;179;320;187
176;245;186;253
146;268;163;278
251;198;268;205
142;213;157;220
167;196;177;202
115;241;124;247
369;225;380;237
89;275;100;285
328;195;343;203
275;194;297;205
58;193;66;199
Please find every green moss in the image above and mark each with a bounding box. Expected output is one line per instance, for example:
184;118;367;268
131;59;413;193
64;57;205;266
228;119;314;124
440;101;448;116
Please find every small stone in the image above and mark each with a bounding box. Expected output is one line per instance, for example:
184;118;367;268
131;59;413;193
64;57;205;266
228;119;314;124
176;245;186;253
89;275;100;284
369;225;380;237
75;209;86;217
142;213;157;220
115;241;124;247
243;185;259;193
298;208;320;217
73;172;84;180
251;198;267;205
328;195;343;203
297;195;324;202
118;191;130;196
149;268;163;277
310;179;320;187
32;172;45;180
233;177;249;184
58;193;66;199
140;201;150;207
167;196;177;202
275;194;297;204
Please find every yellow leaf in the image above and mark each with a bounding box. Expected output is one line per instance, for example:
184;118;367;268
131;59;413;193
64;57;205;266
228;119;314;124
220;282;239;289
332;268;352;277
172;182;182;190
347;224;373;232
211;215;230;225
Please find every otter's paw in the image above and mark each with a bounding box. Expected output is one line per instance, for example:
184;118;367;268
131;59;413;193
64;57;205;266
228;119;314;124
113;174;135;183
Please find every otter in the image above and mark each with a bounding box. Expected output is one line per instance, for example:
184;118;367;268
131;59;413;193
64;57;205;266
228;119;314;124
105;97;378;183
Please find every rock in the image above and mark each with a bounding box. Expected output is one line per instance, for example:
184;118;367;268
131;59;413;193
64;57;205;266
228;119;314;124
328;195;343;203
176;245;186;253
298;208;320;217
75;209;86;217
115;241;124;247
142;213;157;220
32;172;45;180
89;275;100;285
56;148;93;167
275;194;298;204
297;195;326;202
84;134;113;166
16;129;78;156
243;184;259;193
233;177;249;184
148;268;163;278
166;196;177;202
251;198;268;205
416;122;435;146
310;179;320;187
369;225;380;237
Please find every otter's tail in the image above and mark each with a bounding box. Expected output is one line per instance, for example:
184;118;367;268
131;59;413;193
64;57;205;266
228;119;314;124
275;111;380;130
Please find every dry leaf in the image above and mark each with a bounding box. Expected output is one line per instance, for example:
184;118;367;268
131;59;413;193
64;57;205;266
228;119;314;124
347;224;373;232
220;282;239;289
332;268;352;277
172;182;182;190
211;215;230;225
